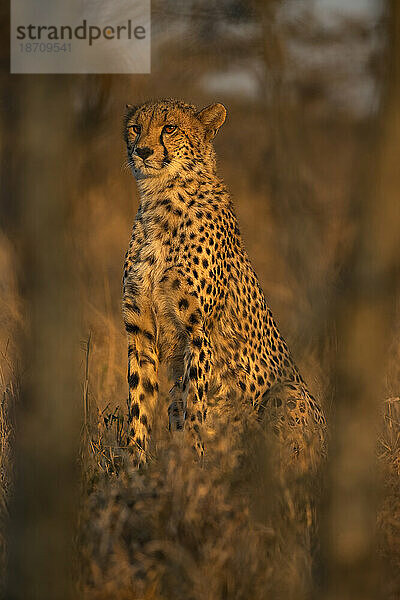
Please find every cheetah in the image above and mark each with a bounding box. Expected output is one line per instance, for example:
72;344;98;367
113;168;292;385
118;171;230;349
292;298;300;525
122;98;326;463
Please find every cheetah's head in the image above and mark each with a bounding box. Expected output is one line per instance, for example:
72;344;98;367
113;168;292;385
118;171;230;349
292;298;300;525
123;99;226;180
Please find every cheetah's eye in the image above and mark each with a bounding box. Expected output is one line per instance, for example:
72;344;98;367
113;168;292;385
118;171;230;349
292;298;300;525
129;124;141;135
163;125;176;134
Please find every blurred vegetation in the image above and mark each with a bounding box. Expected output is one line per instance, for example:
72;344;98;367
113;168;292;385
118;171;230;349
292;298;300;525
0;0;399;598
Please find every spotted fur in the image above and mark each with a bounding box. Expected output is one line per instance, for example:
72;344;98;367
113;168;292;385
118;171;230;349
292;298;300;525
122;98;325;463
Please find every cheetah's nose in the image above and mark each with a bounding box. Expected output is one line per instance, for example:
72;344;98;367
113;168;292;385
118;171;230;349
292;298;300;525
135;147;154;160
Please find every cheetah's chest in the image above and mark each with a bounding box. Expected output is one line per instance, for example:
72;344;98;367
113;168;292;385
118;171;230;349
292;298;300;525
135;234;169;296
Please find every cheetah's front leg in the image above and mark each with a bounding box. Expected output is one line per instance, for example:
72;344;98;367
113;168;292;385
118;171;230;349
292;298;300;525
181;327;214;459
123;297;159;464
168;378;186;432
161;269;214;458
168;327;213;458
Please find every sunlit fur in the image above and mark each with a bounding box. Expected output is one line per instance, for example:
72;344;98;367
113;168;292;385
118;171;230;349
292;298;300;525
122;98;326;463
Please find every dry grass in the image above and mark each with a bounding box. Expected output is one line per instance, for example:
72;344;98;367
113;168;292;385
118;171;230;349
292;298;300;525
76;335;324;600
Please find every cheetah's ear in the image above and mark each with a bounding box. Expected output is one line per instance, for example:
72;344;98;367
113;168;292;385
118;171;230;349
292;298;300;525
196;103;226;141
125;103;138;113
